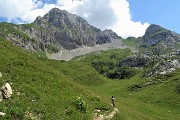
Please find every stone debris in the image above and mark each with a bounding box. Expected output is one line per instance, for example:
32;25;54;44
94;108;119;120
0;112;6;116
0;72;2;77
0;91;3;102
1;82;12;99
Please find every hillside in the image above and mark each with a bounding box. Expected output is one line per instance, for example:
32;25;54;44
0;37;112;119
73;47;180;120
0;36;180;119
0;8;179;120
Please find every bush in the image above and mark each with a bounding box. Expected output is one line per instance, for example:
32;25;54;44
45;44;59;53
74;96;88;113
107;67;135;79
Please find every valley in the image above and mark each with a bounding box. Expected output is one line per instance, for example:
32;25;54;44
0;8;179;120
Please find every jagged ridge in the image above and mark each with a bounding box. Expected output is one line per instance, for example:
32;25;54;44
0;8;120;53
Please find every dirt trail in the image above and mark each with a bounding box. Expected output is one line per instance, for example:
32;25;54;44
94;108;119;120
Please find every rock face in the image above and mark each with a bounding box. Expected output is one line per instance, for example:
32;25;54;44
147;60;180;76
141;24;180;55
141;24;180;47
32;8;116;50
119;54;149;67
0;8;120;53
0;91;3;102
102;29;121;39
0;112;6;116
1;83;12;99
0;72;2;77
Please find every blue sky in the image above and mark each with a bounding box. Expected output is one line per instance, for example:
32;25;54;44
128;0;180;33
0;0;179;38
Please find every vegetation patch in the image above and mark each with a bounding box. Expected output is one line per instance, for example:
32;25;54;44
45;44;59;53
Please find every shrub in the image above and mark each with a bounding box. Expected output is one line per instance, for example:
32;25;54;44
74;96;88;113
107;67;135;79
45;44;59;53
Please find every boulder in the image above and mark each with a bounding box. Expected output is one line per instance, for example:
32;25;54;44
0;72;2;77
119;54;149;67
0;112;6;116
0;91;3;102
1;83;12;99
147;59;180;76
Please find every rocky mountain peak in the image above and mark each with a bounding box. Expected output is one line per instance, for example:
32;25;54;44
144;24;169;37
40;8;88;28
140;24;180;55
32;8;121;50
0;8;121;54
141;24;180;48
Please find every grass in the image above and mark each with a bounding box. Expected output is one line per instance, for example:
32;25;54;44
0;37;111;119
73;48;133;79
122;37;141;48
0;22;31;41
74;47;180;119
0;37;179;120
89;70;180;120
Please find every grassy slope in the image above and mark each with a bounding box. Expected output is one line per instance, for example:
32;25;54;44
90;71;180;120
0;37;110;120
122;37;141;48
74;49;180;120
0;37;179;120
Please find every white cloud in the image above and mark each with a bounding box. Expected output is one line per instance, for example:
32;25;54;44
109;0;149;38
0;0;149;38
0;0;33;19
21;4;59;23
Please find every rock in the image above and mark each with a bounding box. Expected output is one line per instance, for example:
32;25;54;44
32;8;113;50
147;59;180;76
102;29;121;39
141;24;180;55
1;82;12;99
0;72;2;77
0;91;3;102
0;112;6;116
119;54;149;67
1;8;120;54
158;60;180;75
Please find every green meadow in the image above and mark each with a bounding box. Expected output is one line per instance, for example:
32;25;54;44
0;37;179;119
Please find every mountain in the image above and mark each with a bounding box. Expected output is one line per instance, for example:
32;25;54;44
0;8;120;54
140;24;180;55
0;18;180;119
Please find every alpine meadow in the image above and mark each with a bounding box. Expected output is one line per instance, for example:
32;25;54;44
0;8;179;120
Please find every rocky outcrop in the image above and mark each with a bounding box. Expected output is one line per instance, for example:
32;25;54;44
119;54;149;67
0;112;6;116
0;91;2;102
140;24;180;55
0;82;12;99
102;29;121;39
0;72;2;78
141;24;180;47
147;60;180;76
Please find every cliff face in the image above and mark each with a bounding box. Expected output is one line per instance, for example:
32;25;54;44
0;8;120;53
32;8;112;50
142;25;180;48
140;24;180;55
